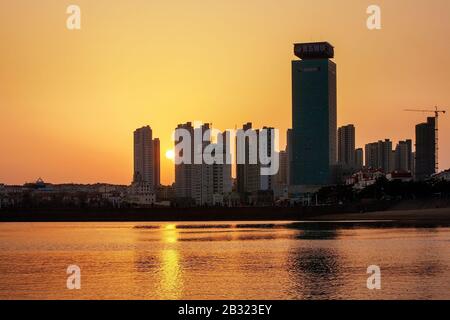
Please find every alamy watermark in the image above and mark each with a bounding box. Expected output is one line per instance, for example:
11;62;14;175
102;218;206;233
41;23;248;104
366;265;381;290
66;265;81;289
66;5;81;30
367;5;382;30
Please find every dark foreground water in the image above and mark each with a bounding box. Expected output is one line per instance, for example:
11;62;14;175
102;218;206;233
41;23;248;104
0;221;449;300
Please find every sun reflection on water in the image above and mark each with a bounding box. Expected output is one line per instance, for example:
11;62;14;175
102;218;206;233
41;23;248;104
157;224;183;299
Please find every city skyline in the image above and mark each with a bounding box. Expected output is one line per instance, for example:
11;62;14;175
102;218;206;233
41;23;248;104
1;0;450;186
1;1;450;305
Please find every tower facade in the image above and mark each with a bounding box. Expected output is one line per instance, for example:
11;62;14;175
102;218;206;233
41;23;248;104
133;126;159;188
415;117;436;180
394;139;413;172
291;42;337;187
338;124;356;168
236;122;261;194
364;139;393;173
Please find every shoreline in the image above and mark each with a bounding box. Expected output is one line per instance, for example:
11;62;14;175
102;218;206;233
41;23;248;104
1;206;450;226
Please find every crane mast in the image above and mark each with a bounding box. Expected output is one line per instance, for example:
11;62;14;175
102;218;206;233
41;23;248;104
404;106;446;172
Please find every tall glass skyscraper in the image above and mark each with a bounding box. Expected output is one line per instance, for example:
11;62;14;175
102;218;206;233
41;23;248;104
290;42;337;187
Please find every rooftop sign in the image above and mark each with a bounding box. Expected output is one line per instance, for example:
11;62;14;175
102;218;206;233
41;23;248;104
294;42;334;59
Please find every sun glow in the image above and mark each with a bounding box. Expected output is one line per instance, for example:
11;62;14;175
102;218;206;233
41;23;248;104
165;149;175;161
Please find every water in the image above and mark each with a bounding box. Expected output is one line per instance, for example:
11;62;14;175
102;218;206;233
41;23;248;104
0;221;449;300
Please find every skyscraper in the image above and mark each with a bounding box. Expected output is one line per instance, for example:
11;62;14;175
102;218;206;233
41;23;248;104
153;138;161;188
291;42;337;187
260;126;276;191
364;139;393;173
212;131;233;203
394;139;413;172
338;124;356;168
415;117;436;180
236;122;261;194
355;148;364;170
191;125;213;206
276;150;289;187
133;126;160;191
174;122;194;201
175;122;232;206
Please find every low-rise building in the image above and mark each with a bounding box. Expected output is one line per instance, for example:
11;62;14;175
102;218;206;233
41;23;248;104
386;171;413;182
346;169;385;190
128;182;156;206
432;169;450;181
156;185;175;202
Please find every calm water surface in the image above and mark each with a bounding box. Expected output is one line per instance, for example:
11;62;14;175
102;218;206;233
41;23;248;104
0;221;449;299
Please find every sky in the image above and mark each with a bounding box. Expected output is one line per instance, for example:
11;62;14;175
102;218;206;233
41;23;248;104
1;0;449;185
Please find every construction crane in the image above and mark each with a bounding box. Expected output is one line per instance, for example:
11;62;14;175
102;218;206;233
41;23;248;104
404;106;446;172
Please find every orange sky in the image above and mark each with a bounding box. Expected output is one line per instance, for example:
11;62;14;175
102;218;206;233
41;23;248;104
1;0;449;186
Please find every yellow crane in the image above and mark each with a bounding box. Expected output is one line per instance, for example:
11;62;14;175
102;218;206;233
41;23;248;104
404;106;446;172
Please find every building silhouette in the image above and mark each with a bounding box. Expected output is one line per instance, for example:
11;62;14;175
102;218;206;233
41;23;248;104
415;117;436;180
174;122;194;202
260;126;276;191
174;122;232;206
153;138;161;188
212;131;233;202
276;150;289;187
236;122;261;194
338;124;356;168
290;42;337;187
394;139;413;173
133;126;160;191
355;148;364;170
365;139;393;173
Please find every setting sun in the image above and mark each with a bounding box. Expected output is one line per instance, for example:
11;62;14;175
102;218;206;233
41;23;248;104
165;149;175;161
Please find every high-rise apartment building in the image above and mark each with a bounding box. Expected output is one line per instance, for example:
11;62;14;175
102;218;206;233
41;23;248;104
153;138;160;188
394;139;413;172
365;139;393;173
355;148;364;170
276;150;289;187
338;124;356;168
133;126;160;191
236;122;261;194
415;117;436;180
174;122;194;201
174;122;232;205
259;126;276;191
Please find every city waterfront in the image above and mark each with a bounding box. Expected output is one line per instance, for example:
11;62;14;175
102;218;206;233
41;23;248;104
0;221;449;300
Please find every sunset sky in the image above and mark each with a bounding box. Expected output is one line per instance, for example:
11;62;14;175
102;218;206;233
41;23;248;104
1;0;449;185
